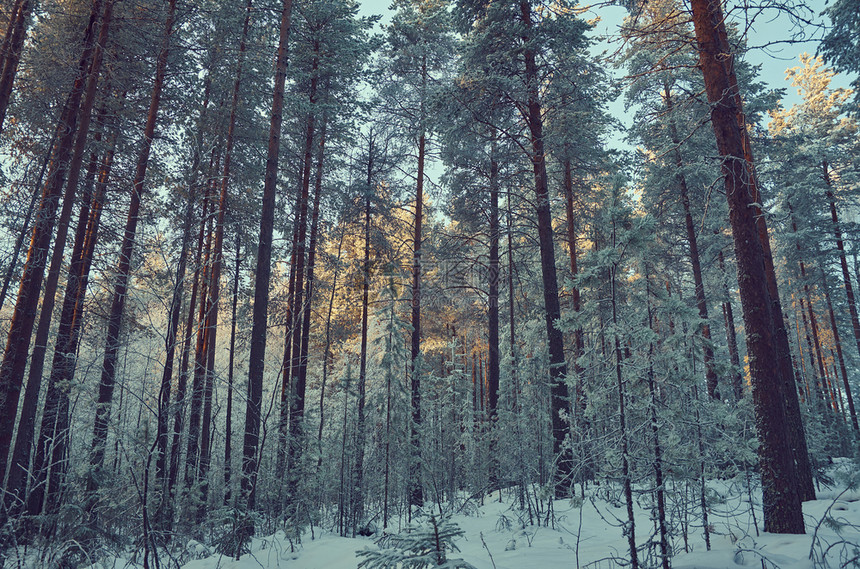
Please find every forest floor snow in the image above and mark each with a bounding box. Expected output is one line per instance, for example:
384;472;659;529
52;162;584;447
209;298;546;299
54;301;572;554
94;464;860;569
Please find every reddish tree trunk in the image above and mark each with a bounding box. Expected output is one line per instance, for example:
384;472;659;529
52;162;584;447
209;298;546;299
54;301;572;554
185;203;214;492
665;85;719;399
822;163;860;431
818;255;857;430
242;0;293;519
717;18;816;503
284;53;321;520
487;136;500;489
0;139;51;314
196;2;250;507
224;229;241;506
353;137;370;532
18;112;118;521
409;54;427;508
0;0;103;484
6;3;112;517
520;0;570;497
562;161;585;404
85;0;176;519
183;150;221;496
717;250;744;400
296;113;326;463
689;0;804;533
0;0;31;133
155;77;213;518
155;183;196;494
164;195;211;530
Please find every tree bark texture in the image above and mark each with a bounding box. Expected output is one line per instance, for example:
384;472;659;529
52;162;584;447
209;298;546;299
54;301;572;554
689;0;805;533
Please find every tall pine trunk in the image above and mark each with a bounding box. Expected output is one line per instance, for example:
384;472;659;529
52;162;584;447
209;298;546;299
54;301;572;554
487;135;500;490
610;257;638;569
284;54;319;519
19;108;118;522
817;253;857;430
317;221;346;472
184;202;214;501
664;85;719;399
224;228;241;506
242;0;293;524
789;207;850;429
155;76;213;524
297;112;326;485
155;175;197;503
562;159;590;488
822;162;859;430
717;249;744;400
408;54;427;509
717;8;816;502
519;0;569;498
0;0;103;482
0;133;52;313
194;1;251;515
689;0;804;533
164;195;211;531
9;2;113;518
0;0;30;133
353;160;370;534
644;268;669;569
85;0;176;520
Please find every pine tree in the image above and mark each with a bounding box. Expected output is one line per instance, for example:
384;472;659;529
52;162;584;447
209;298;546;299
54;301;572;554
688;0;805;533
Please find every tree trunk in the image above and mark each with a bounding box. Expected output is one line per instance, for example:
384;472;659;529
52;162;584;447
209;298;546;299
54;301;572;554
506;187;525;505
0;0;103;484
7;3;112;518
353;156;370;534
789;208;842;421
296;111;325;471
689;0;805;533
664;85;719;399
85;0;176;520
184;201;214;499
224;228;241;506
155;76;213;524
155;182;195;506
0;129;55;313
519;0;569;498
242;0;293;522
198;0;253;505
0;0;23;76
16;111;118;524
164;195;211;531
562;159;591;489
0;0;30;134
644;269;669;569
822;162;860;431
199;22;253;511
717;249;744;400
284;54;319;519
610;261;638;569
817;252;857;430
715;6;816;502
277;206;300;474
487;135;500;490
409;53;427;509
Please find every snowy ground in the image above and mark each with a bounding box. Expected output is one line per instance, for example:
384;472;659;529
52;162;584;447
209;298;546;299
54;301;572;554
86;465;860;569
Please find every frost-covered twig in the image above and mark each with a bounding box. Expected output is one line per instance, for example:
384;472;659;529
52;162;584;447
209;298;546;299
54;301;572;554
479;532;496;569
809;474;860;568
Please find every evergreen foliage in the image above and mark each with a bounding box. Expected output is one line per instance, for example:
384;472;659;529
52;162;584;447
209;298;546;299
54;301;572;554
356;514;476;569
